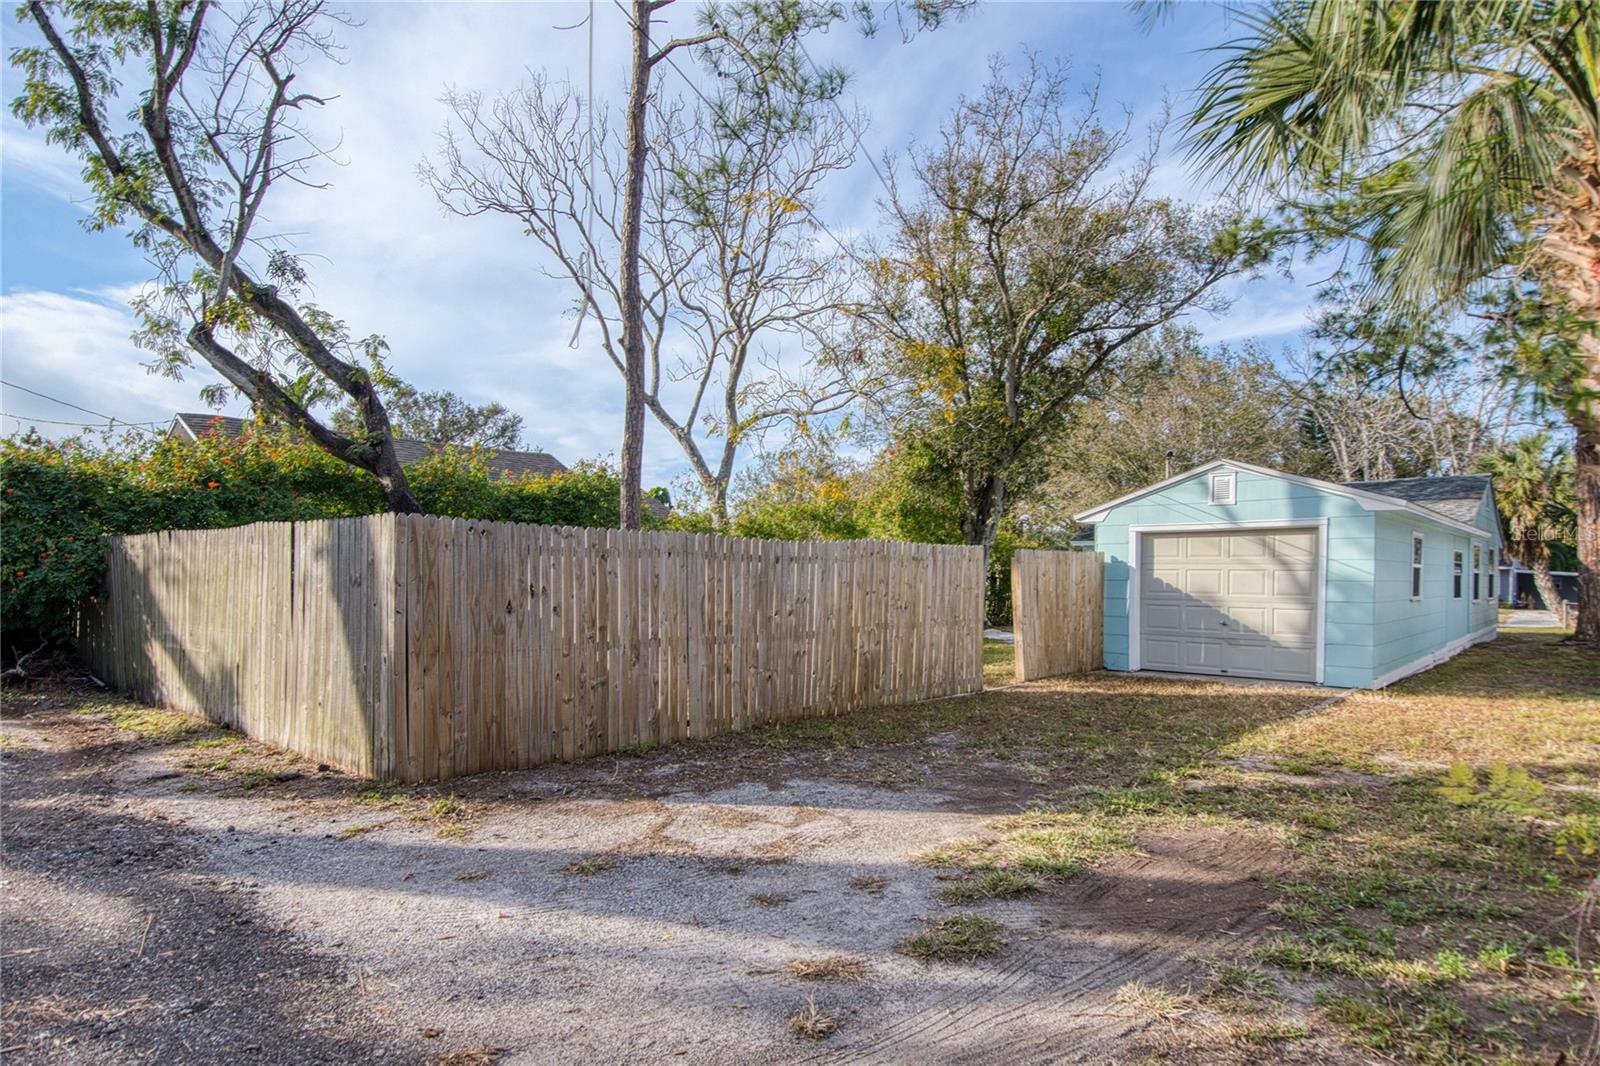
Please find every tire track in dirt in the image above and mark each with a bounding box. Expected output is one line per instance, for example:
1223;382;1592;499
803;827;1288;1064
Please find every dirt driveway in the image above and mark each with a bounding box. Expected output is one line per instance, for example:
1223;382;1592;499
3;632;1593;1064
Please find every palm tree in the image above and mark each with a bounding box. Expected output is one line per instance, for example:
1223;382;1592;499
1183;1;1600;645
1479;433;1577;615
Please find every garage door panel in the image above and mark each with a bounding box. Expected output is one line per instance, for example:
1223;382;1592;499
1272;569;1315;598
1226;569;1268;597
1227;606;1270;634
1270;606;1315;640
1140;527;1319;683
1142;638;1183;671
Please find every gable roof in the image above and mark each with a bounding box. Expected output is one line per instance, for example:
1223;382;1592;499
1339;474;1491;525
169;413;566;480
1072;458;1498;542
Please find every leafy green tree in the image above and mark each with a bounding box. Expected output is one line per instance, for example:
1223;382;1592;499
1184;0;1600;642
1478;432;1577;613
857;54;1274;554
1027;328;1304;524
331;375;526;450
10;0;422;512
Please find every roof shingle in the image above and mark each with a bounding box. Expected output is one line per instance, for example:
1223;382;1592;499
1341;473;1492;524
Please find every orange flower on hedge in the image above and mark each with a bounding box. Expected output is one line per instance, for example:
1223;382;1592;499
207;480;219;489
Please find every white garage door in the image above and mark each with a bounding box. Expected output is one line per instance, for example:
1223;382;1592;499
1138;528;1319;683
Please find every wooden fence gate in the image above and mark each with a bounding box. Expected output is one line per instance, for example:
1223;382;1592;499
1010;549;1104;681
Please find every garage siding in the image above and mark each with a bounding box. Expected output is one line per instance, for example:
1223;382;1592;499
1094;466;1376;688
1370;512;1499;679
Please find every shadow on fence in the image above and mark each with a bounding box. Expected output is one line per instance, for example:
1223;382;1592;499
82;516;986;782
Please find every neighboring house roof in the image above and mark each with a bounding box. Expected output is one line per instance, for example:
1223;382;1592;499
1339;474;1492;526
168;413;566;479
1072;458;1500;543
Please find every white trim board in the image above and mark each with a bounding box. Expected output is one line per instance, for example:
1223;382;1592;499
1369;624;1498;690
1074;458;1499;545
1126;519;1328;686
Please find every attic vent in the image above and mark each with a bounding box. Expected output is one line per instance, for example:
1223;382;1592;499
1208;471;1236;506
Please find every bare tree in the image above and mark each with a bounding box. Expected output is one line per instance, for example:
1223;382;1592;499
429;0;968;529
13;0;421;512
427;76;859;528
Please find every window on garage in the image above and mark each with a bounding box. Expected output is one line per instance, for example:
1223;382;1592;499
1452;550;1463;598
1487;549;1496;600
1411;533;1424;599
1472;544;1482;599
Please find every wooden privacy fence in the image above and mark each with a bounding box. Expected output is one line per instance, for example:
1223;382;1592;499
1010;549;1104;681
81;515;985;781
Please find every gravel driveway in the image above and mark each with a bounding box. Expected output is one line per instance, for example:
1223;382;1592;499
2;684;1304;1065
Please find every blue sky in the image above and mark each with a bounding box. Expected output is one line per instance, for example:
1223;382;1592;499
0;0;1324;486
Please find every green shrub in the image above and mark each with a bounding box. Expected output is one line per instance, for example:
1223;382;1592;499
0;425;628;653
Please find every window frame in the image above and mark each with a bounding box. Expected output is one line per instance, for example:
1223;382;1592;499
1487;549;1496;601
1452;550;1463;599
1410;531;1425;600
1472;544;1482;601
1208;471;1236;506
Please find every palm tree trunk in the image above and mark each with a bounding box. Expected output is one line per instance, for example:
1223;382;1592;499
1538;151;1600;645
1575;417;1600;641
1529;551;1564;616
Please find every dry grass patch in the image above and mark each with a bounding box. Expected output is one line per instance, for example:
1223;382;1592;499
562;855;617;877
786;995;838;1040
434;1048;505;1066
788;956;870;982
1114;981;1197;1023
848;873;887;896
897;913;1006;963
920;810;1135;881
749;892;794;908
1231;634;1600;775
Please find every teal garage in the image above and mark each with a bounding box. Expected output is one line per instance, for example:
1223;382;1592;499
1074;460;1504;689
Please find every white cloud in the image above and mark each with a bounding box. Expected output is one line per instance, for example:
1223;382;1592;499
0;289;237;437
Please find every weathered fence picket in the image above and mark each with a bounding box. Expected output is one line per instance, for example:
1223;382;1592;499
81;515;986;781
1010;548;1105;681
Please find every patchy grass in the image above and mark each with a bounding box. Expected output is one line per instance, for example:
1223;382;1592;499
748;893;794;908
794;630;1595;1061
1114;981;1196;1022
936;867;1040;904
788;955;871;982
897;913;1007;963
76;702;206;744
561;855;616;878
919;810;1136;882
848;873;887;896
983;638;1015;686
786;995;838;1040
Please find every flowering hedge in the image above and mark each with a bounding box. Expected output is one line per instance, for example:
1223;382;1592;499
0;426;631;653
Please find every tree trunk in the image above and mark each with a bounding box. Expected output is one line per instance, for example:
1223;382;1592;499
1529;550;1564;616
616;0;652;531
1575;417;1600;642
1537;147;1600;645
